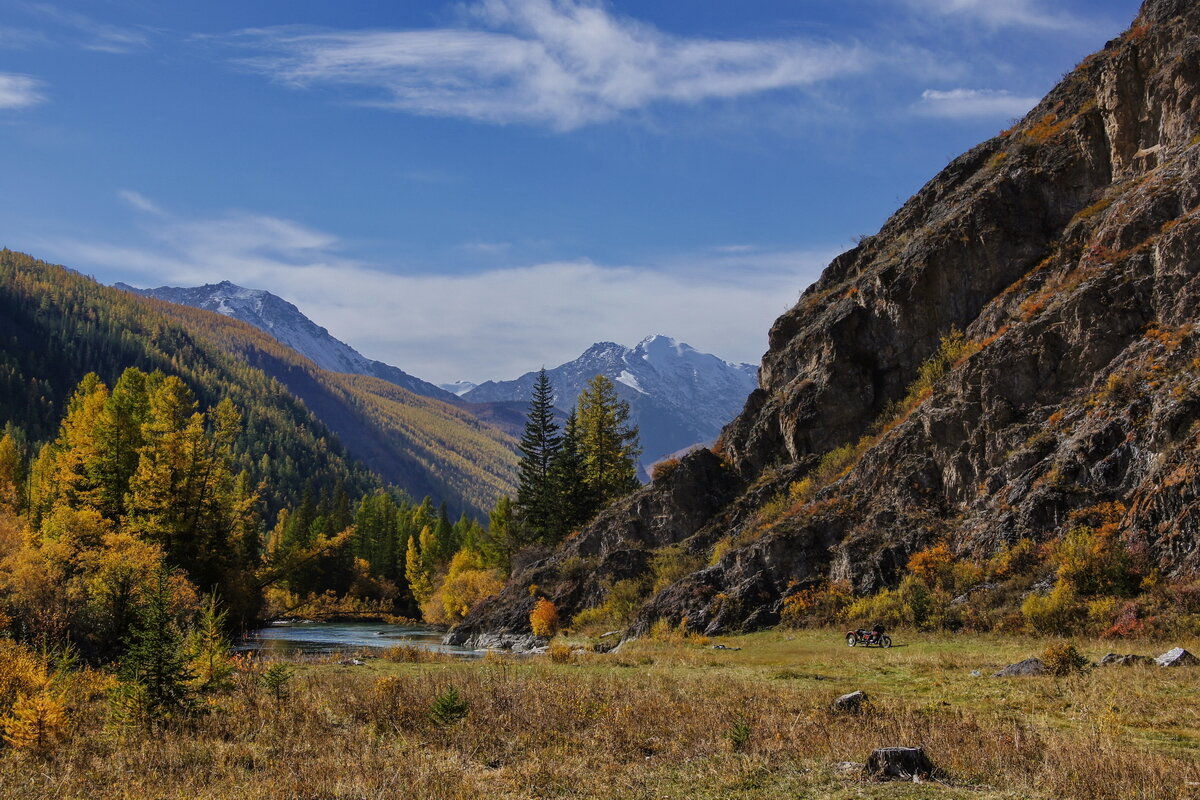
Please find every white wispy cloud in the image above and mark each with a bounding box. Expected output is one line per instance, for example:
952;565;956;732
903;0;1087;31
915;88;1038;118
40;201;828;382
0;26;51;49
29;4;149;53
460;241;512;255
0;73;46;109
117;190;166;216
232;0;869;130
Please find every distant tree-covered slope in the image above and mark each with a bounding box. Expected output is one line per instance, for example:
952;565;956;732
0;250;519;517
129;295;519;517
116;280;458;402
0;249;377;516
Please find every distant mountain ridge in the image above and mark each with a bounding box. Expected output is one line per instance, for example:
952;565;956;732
116;281;457;402
119;280;760;470
464;335;758;468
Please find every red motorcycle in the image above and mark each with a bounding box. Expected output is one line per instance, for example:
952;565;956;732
846;625;891;648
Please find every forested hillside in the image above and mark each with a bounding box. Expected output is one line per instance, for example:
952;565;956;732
0;251;519;518
0;249;375;517
134;296;519;518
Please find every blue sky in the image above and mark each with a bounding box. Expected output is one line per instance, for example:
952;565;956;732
0;0;1139;382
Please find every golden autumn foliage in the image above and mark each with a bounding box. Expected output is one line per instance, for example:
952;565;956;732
780;580;853;628
530;598;560;637
2;690;68;755
0;640;49;711
0;434;21;514
906;542;955;591
421;548;504;625
650;458;680;482
1052;524;1140;597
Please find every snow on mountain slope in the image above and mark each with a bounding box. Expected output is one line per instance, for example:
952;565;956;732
439;381;479;396
463;335;758;467
116;281;456;402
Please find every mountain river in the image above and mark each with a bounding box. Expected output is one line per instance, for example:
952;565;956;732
238;620;480;658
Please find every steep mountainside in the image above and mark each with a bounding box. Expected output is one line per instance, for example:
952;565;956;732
2;255;517;517
0;250;377;516
464;335;757;468
449;0;1200;645
118;281;457;402
126;296;519;518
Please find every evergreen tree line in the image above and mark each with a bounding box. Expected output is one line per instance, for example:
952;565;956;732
396;370;643;626
509;370;641;552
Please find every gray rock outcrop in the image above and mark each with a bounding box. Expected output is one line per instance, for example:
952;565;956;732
832;690;869;713
1155;647;1199;667
993;658;1047;677
1097;653;1154;667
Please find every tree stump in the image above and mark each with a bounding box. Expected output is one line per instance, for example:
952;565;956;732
866;747;933;780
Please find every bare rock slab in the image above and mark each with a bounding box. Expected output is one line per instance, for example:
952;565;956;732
993;658;1046;677
1097;653;1154;667
832;690;869;713
866;747;933;780
1156;647;1199;667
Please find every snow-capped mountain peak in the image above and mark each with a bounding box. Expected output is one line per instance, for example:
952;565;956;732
115;281;455;402
463;336;759;467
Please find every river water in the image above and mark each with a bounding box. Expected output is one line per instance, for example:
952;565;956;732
239;620;480;658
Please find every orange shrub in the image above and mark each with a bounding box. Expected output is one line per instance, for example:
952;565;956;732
1041;642;1088;675
988;538;1041;579
780;580;853;628
1067;502;1127;528
907;543;955;590
651;458;681;482
529;598;560;637
1102;601;1144;638
0;641;49;710
1021;113;1070;144
1054;524;1140;597
2;690;68;755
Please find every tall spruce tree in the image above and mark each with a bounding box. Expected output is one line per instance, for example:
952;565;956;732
549;408;595;536
121;570;193;719
480;495;516;571
576;374;641;507
515;369;562;543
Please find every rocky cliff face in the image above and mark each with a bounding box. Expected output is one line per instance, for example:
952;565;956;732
449;0;1200;646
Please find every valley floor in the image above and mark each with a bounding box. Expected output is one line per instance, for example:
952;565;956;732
2;629;1198;800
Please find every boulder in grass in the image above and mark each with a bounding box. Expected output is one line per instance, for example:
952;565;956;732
832;690;869;713
1097;653;1153;667
866;747;933;780
992;658;1046;677
1155;647;1199;667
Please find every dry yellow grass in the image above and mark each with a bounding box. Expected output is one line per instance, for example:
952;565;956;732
0;629;1196;799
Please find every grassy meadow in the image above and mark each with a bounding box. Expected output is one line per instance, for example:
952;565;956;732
1;629;1198;800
